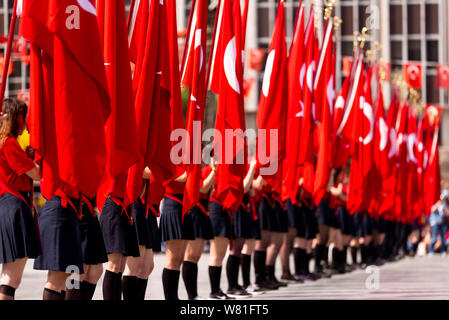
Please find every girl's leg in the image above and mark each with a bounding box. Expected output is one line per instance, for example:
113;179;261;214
0;258;28;300
103;253;126;300
122;245;146;300
226;237;245;292
183;239;206;299
208;237;229;295
163;239;187;300
280;228;296;278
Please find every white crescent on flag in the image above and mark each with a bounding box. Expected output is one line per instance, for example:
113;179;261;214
223;37;240;94
407;64;419;81
362;98;374;145
407;133;418;164
379;117;388;151
77;0;97;16
262;50;276;97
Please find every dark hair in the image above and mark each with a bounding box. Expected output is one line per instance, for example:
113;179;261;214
333;168;343;184
0;98;28;145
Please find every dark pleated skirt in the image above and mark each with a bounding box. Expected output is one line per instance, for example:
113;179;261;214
273;201;288;233
0;193;42;264
249;202;261;240
160;195;194;241
190;199;213;240
148;206;162;252
133;199;153;249
305;206;318;240
286;199;301;229
336;205;354;236
259;196;275;231
372;217;386;234
79;205;108;265
232;203;253;239
98;197;140;257
296;205;307;238
209;201;232;239
33;196;84;273
316;199;333;226
353;211;365;238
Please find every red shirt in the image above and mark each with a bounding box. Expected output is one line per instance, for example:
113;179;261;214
330;184;347;209
0;137;34;193
199;166;212;200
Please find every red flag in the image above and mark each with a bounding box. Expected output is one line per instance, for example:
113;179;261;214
248;48;265;72
181;0;208;215
331;67;351;169
436;64;449;89
22;0;110;199
298;8;315;165
342;56;353;77
405;108;419;223
96;0;139;211
256;0;288;195
404;62;422;89
209;0;247;212
379;91;400;218
313;18;334;205
423;104;442;215
282;2;304;203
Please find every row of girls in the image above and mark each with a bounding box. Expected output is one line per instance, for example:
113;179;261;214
0;96;418;300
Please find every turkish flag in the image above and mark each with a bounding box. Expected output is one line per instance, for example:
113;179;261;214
404;62;422;89
96;0;139;211
436;64;449;88
342;56;353;77
298;9;316;165
256;0;288;195
379;91;400;218
405;108;419;223
22;0;110;199
331;65;351;169
313;19;334;205
181;0;208;215
282;3;305;203
423;104;442;215
336;51;364;154
209;0;247;212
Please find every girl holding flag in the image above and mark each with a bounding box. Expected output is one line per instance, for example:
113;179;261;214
0;98;42;300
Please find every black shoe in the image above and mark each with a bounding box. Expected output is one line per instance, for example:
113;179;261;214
271;277;288;287
283;273;304;284
226;286;252;299
314;266;332;279
257;280;279;291
210;289;235;300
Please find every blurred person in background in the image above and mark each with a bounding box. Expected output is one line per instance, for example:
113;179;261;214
428;189;449;255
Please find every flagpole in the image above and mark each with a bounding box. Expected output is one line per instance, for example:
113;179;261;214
0;0;18;110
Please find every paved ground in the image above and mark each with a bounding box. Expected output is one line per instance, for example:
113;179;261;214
15;253;449;300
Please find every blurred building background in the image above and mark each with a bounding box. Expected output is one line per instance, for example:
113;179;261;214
0;0;447;178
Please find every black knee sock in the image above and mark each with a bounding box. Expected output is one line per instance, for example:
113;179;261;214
162;268;180;301
360;245;367;264
351;246;358;264
323;246;329;266
314;244;325;271
293;248;302;275
254;250;267;284
122;275;138;300
226;255;240;290
136;278;148;300
305;253;312;274
240;254;251;287
81;281;97;300
103;270;122;300
208;266;222;294
0;285;15;299
342;247;348;265
43;288;64;300
182;261;199;300
266;265;275;280
65;280;83;300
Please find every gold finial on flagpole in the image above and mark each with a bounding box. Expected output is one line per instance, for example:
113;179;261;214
358;27;369;49
333;16;342;32
353;31;360;52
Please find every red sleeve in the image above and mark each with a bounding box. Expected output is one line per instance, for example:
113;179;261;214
4;138;34;176
200;166;212;181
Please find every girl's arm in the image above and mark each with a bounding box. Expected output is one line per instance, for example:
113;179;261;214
26;163;41;181
243;160;257;193
143;167;151;180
